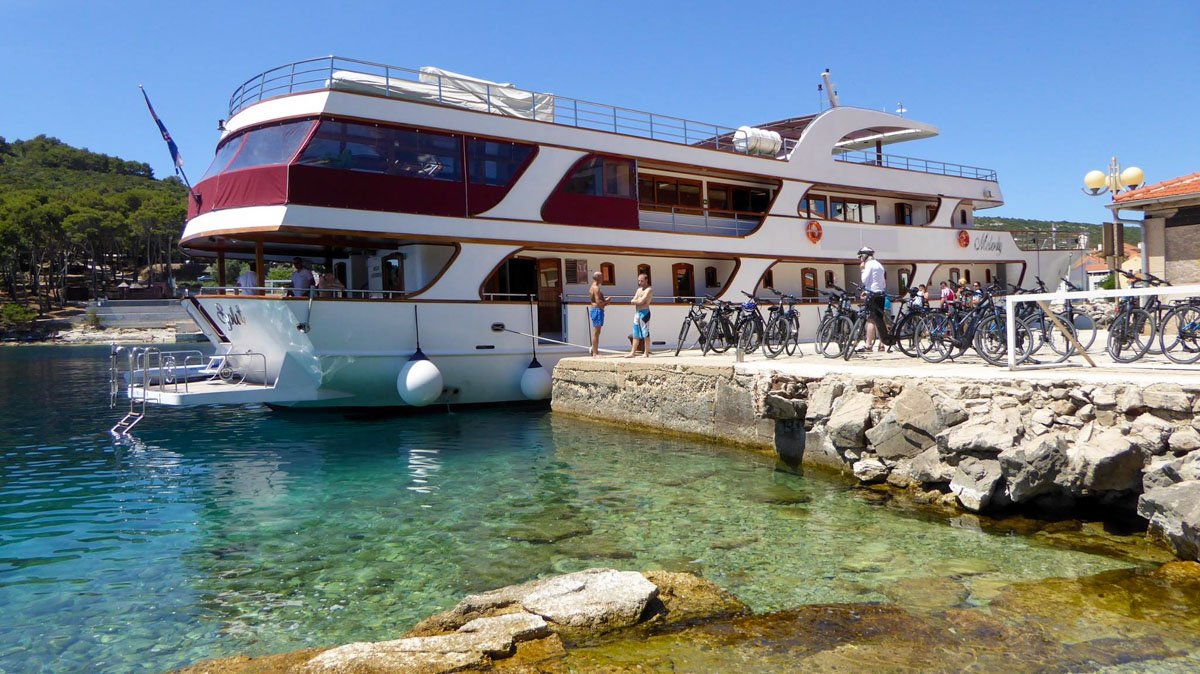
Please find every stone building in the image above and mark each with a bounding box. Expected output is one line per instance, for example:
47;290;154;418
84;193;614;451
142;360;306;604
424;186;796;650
1112;172;1200;283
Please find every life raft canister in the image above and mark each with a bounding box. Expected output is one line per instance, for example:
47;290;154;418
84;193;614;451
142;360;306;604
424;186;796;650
805;220;823;244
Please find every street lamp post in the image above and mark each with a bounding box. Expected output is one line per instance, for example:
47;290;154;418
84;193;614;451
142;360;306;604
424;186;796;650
1082;157;1144;286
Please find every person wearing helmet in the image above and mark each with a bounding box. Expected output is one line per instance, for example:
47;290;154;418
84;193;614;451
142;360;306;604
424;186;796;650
857;247;890;352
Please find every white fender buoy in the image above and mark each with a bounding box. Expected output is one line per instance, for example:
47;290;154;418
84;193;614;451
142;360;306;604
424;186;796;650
397;349;443;406
520;357;552;400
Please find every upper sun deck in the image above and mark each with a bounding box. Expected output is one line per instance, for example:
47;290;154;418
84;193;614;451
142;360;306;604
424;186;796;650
227;56;997;182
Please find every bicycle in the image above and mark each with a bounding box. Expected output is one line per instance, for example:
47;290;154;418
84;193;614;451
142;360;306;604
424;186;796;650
702;299;739;355
733;291;767;353
914;282;1035;366
674;296;713;356
763;288;802;358
841;284;895;361
815;286;854;358
1057;276;1098;352
1107;270;1167;363
889;287;928;358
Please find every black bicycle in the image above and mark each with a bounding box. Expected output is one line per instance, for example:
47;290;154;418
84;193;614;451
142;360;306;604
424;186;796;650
734;291;767;353
702;299;739;355
674;296;713;356
763;288;802;358
816;286;854;358
840;284;895;361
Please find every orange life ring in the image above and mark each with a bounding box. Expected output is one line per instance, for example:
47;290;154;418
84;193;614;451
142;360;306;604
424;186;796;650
805;220;823;244
957;230;970;248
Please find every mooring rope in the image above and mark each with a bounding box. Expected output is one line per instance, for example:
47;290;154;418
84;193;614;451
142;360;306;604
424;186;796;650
496;328;629;355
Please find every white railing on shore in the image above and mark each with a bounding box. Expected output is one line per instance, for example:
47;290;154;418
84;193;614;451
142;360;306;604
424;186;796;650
1004;283;1200;370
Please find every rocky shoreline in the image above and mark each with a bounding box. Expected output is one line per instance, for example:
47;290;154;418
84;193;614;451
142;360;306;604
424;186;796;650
552;360;1200;562
1;325;191;346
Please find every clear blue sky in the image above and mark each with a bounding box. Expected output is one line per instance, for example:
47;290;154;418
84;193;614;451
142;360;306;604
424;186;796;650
2;0;1196;224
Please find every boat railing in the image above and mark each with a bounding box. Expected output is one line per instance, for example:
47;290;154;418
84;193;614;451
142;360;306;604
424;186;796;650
196;286;410;299
227;56;790;158
638;208;761;236
833;149;998;181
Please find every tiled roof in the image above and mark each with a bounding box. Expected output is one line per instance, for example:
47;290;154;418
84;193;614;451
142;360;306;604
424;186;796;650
1114;172;1200;204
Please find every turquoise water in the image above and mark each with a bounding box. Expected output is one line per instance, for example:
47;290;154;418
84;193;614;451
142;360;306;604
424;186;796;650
0;345;1145;673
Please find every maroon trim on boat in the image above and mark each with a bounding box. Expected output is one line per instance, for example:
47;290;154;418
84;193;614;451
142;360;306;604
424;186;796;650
540;154;638;229
466;145;538;215
288;165;467;215
188;167;289;216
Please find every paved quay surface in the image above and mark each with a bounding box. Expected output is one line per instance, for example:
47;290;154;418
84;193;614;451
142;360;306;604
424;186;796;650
576;345;1200;388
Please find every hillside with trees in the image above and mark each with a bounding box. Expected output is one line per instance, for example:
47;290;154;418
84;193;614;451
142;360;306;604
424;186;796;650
0;135;188;316
975;215;1141;247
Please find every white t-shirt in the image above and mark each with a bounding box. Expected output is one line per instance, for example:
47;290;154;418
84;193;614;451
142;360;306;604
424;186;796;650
291;268;316;292
236;270;257;295
860;258;885;293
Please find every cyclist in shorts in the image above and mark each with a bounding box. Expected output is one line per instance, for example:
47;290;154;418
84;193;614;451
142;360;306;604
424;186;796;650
858;246;890;352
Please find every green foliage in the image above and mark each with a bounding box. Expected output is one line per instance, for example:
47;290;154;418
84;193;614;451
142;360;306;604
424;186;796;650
267;265;293;281
975;216;1142;246
0;303;38;329
0;135;188;306
85;307;103;329
1098;273;1116;290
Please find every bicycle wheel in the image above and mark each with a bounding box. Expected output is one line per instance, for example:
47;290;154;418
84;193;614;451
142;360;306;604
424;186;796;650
785;314;801;356
1061;310;1097;352
1107;308;1154;363
1159;305;1200;364
763;315;788;358
739;316;764;353
842;316;867;361
892;313;918;357
704;313;732;354
1040;312;1076;359
914;313;952;363
675;317;692;357
973;314;1035;366
817;316;850;358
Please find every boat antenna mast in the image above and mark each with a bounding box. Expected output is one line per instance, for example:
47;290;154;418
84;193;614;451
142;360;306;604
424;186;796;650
818;69;839;111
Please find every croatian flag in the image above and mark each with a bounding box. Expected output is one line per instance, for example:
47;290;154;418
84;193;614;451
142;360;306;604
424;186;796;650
140;86;184;171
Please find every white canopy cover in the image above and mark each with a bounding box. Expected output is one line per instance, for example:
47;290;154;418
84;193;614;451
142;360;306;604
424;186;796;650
328;66;555;121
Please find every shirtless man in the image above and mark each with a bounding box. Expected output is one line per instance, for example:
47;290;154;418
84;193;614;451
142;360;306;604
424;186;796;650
626;273;653;358
588;270;609;357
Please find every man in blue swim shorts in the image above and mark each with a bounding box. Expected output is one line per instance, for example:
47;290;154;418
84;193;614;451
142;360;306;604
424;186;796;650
626;273;654;358
588;270;609;357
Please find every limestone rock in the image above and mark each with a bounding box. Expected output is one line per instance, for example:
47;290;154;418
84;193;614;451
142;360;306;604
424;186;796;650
521;569;657;637
763;392;802;420
886;458;915;488
827;391;874;449
301;633;494;673
950;457;1003;512
999;434;1068;503
1143;384;1191;414
458;612;550;650
1063;428;1143;493
1143;453;1200;492
807;383;843;421
802;428;844;471
1077;403;1095;422
1169;426;1200;453
640;570;748;626
853;458;889;483
1030;407;1055;428
1118;388;1145;415
930;392;969;431
1138;481;1200;561
938;407;1022;458
1131;412;1174;456
1092;388;1117;407
864;386;949;460
911;446;955;485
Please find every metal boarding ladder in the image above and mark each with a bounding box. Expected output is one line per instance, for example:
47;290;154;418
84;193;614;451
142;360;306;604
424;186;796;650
109;345;147;437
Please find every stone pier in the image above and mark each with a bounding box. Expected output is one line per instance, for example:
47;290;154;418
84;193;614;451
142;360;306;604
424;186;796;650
552;354;1200;561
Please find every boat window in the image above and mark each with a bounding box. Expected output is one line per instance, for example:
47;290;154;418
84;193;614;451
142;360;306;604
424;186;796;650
800;194;827;219
467;139;533;187
949;268;960;283
825;270;835;288
704;266;719;287
297;121;462;181
707;186;728;211
895;203;912;225
801;267;817;298
963;269;971;283
829;197;877;223
985;269;993;283
639;174;704;211
637;263;651;283
762;268;774;290
710;182;772;215
898;268;911;290
960;209;968;225
201;136;245;181
564;156;634;198
926;205;938;224
224;120;314;173
600;262;615;285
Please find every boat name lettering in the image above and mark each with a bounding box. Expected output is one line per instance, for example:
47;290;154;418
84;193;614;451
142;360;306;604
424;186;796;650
214;303;245;329
974;233;1002;254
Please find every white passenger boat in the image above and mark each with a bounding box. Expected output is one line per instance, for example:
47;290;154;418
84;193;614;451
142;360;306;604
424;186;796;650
117;57;1082;411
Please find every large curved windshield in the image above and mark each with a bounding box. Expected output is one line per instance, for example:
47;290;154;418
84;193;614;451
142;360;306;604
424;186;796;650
200;119;314;181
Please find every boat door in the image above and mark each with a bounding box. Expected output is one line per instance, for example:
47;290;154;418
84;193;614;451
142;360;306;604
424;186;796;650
672;263;695;303
536;258;563;336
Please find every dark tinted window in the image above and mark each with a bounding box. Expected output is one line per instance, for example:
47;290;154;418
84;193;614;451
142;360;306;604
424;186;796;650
564;156;633;197
467;139;533;186
201;136;245;181
297;120;462;182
